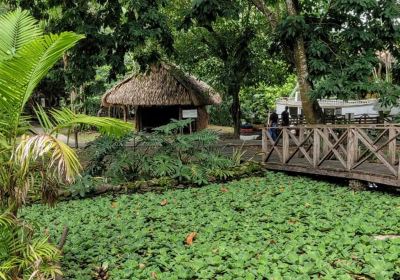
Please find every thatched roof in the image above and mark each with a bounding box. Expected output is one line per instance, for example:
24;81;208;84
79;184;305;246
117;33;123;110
101;63;222;107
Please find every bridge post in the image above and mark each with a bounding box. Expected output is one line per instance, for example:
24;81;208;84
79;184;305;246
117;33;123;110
262;129;268;162
398;156;400;180
313;129;320;167
322;127;329;155
347;128;358;170
298;127;304;158
389;127;396;165
282;128;289;163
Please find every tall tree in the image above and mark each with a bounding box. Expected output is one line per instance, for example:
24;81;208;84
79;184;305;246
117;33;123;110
251;0;400;122
250;0;323;123
284;0;323;123
177;0;272;137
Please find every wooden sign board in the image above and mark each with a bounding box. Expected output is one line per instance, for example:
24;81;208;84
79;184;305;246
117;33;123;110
182;109;198;118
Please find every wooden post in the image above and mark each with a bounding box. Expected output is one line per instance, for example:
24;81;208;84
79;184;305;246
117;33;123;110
282;128;289;163
74;129;78;149
123;106;127;122
135;107;141;131
262;129;268;162
298;127;304;158
313;128;320;167
322;127;329;155
347;128;358;170
179;107;183;134
389;127;396;165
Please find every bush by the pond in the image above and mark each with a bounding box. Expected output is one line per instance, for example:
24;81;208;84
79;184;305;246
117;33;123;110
23;173;400;279
81;119;243;186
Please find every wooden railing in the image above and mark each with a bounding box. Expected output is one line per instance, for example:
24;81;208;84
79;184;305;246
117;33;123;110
262;124;400;186
285;115;393;126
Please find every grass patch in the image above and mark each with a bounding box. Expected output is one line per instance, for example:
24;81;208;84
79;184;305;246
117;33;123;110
22;173;400;279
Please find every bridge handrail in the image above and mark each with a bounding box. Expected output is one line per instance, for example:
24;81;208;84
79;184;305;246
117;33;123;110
262;125;400;184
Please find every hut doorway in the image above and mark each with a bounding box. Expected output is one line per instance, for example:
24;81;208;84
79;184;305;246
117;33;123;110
139;106;180;131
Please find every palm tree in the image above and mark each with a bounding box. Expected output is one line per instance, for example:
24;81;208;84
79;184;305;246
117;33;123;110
0;9;132;279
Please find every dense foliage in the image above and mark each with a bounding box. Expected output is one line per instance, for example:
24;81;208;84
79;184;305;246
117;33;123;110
289;0;400;106
172;0;290;135
6;0;173;110
23;173;400;279
82;120;242;186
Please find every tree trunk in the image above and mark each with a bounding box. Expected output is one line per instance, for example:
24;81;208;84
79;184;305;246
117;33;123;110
230;85;241;139
74;129;78;148
285;0;323;124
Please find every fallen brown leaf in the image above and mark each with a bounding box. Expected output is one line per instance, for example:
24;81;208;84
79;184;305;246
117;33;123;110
185;232;197;245
160;199;168;206
220;187;229;193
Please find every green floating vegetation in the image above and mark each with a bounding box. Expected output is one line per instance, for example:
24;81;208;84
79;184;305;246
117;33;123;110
23;173;400;279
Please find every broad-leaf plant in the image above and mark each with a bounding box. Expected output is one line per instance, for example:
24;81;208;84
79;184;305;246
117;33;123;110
0;9;131;279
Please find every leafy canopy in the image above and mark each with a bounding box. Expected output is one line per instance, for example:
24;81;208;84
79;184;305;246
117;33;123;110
275;0;400;105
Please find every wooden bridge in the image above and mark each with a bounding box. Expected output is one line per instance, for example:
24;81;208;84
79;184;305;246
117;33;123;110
262;124;400;187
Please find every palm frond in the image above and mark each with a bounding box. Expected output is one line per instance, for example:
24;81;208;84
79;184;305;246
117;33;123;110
0;9;42;60
0;32;84;125
0;211;14;227
15;134;81;183
50;108;132;137
34;106;54;133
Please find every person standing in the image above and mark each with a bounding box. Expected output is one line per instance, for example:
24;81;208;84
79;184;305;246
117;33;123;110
269;110;279;141
281;106;290;127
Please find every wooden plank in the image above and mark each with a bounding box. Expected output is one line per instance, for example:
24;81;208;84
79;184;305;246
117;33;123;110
313;129;320;168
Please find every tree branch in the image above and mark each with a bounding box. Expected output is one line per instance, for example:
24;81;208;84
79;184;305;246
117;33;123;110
250;0;278;29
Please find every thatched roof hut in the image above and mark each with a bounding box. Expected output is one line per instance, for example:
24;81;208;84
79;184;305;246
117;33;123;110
101;63;222;131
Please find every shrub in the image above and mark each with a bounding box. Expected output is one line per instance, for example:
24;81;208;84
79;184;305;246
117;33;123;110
83;119;238;185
